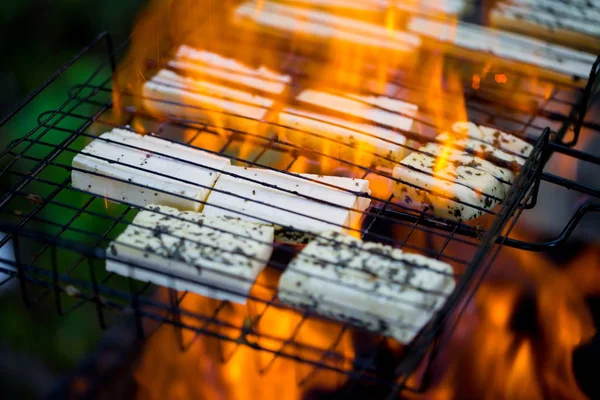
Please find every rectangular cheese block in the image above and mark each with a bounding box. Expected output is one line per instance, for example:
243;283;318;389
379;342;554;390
275;0;467;16
106;204;274;304
407;16;597;83
490;2;600;53
234;1;421;54
71;128;230;211
278;231;455;343
169;45;291;94
278;107;411;169
436;132;526;168
392;152;504;221
143;69;274;132
296;90;416;130
419;142;514;194
202;166;371;243
452;121;533;158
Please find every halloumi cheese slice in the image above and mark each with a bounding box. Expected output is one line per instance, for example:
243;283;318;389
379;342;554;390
234;1;421;54
278;108;410;169
296;90;416;129
419;142;515;194
143;69;274;132
202;166;371;243
106;204;274;304
392;152;504;221
278;231;455;343
452;121;533;158
169;45;291;95
407;16;597;84
436;132;525;167
71;128;230;211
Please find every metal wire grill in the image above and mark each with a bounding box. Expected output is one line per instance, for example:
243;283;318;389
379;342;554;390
0;17;598;397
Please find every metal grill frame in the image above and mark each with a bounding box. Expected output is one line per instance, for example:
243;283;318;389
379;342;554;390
0;27;598;398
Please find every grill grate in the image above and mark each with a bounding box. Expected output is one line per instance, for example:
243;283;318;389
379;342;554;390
0;24;598;398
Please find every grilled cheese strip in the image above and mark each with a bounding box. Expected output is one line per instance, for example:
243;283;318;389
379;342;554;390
296;90;417;128
452;122;533;158
202;166;371;243
392;152;504;221
278;108;409;168
169;45;291;94
419;143;515;194
143;69;273;131
106;205;274;304
407;16;597;84
234;1;421;54
71;129;230;211
278;231;455;343
490;1;600;52
277;0;468;17
436;132;526;167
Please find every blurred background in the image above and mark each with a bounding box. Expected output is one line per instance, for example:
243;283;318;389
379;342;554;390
0;1;147;398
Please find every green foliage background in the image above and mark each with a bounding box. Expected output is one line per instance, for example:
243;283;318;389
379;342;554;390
0;1;148;397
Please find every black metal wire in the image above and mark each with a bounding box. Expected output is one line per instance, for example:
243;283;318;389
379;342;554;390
0;23;598;397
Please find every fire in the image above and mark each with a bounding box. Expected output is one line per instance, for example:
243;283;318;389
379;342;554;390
418;229;596;400
114;1;597;399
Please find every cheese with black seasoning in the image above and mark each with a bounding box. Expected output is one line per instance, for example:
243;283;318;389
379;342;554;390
106;204;274;304
392;152;502;221
71;129;230;211
452;121;533;158
419;142;515;194
436;132;525;167
278;231;455;343
202;166;371;243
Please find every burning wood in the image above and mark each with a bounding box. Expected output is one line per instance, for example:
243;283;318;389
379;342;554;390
278;230;455;343
407;15;598;85
71;129;230;211
106;204;274;303
201;165;371;244
490;0;600;53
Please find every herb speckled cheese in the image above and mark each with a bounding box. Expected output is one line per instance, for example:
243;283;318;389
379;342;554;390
106;204;274;304
392;152;503;221
419;142;515;194
452;121;533;158
278;231;455;343
202;166;371;243
436;132;525;167
71;129;230;211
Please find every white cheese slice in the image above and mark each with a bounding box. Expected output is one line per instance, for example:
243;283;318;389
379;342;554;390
436;132;526;167
234;1;421;53
493;3;600;37
451;122;533;158
71;129;230;211
407;16;597;81
202;166;371;243
106;204;274;304
275;0;467;16
143;69;271;131
392;152;502;221
278;107;410;168
419;142;515;193
169;45;291;94
296;90;415;131
401;152;505;202
278;231;455;343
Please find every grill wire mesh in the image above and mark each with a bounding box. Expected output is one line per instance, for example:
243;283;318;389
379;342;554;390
0;18;599;398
